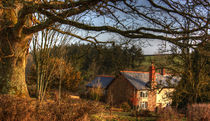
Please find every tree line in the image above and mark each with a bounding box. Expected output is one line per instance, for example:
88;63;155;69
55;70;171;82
52;43;144;81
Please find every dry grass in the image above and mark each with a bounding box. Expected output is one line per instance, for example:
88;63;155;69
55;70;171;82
0;94;105;121
157;107;184;121
187;103;210;121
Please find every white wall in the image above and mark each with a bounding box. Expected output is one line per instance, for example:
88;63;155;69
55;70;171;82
156;88;174;108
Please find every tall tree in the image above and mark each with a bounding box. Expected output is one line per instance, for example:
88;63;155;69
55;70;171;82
0;0;208;97
157;3;210;107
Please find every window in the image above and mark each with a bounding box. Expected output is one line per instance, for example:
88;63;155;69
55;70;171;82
140;91;148;98
140;102;148;109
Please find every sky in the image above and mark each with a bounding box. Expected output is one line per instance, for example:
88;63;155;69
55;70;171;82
142;40;162;55
72;0;172;55
92;32;171;55
68;30;171;55
141;39;172;55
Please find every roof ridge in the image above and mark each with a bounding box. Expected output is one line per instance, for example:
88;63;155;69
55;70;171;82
156;73;172;76
120;71;149;73
96;75;115;77
121;71;172;75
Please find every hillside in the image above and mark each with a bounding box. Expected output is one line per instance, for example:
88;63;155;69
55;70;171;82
138;54;171;72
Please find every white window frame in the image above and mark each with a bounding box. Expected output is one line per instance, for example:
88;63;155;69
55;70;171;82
140;91;148;98
140;101;148;109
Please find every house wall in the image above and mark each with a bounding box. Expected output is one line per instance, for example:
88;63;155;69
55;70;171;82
156;88;174;108
137;90;157;111
148;90;156;111
137;90;148;102
106;74;135;106
136;90;148;110
136;88;174;111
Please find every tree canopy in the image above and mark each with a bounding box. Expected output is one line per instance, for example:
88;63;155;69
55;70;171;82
53;43;143;80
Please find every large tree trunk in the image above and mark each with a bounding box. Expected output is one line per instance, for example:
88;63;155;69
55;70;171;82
0;0;30;97
0;28;29;97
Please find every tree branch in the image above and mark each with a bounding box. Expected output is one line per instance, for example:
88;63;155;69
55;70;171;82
51;27;114;44
23;0;101;34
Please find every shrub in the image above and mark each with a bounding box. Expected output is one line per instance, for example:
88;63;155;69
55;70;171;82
88;81;104;101
138;109;151;117
187;104;210;121
120;102;131;112
27;57;82;92
0;94;105;121
158;107;183;121
130;109;152;117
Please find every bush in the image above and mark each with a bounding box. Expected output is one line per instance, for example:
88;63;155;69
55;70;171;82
187;104;210;121
0;94;105;121
158;107;183;121
138;109;151;117
130;109;152;117
120;102;131;112
27;57;82;92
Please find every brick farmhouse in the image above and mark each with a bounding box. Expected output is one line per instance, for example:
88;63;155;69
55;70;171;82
87;64;179;111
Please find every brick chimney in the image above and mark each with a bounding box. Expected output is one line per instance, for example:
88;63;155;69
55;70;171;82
149;63;156;89
148;63;157;111
160;68;165;75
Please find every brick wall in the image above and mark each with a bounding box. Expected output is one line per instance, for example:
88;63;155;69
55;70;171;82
148;90;156;111
106;74;135;106
148;63;157;111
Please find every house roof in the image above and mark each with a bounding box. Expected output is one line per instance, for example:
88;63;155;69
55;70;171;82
120;71;179;90
120;71;150;90
86;76;114;89
156;73;180;88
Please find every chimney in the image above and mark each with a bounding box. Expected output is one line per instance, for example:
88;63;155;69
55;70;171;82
161;68;165;75
149;63;156;89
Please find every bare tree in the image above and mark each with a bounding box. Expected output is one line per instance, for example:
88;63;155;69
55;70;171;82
156;2;209;107
32;28;62;101
0;0;208;97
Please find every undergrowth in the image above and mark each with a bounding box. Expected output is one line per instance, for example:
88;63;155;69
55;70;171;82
0;94;104;121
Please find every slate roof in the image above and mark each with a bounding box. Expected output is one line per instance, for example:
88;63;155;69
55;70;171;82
120;71;150;90
86;76;114;89
120;71;180;90
156;73;180;87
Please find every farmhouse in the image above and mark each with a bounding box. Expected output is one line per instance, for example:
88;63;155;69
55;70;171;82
106;64;179;111
86;64;179;111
